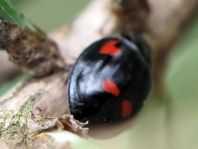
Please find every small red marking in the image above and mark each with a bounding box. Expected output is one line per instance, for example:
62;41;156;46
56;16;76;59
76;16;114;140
121;100;133;118
99;40;121;56
102;79;120;96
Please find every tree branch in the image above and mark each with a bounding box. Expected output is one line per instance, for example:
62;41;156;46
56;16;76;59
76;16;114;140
145;0;198;93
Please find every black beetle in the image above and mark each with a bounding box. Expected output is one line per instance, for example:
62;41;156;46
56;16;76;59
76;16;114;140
67;33;152;124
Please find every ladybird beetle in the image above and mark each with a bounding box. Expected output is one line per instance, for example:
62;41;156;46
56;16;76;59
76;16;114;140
67;33;152;123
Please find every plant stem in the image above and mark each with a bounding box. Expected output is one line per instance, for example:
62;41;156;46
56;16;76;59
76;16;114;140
0;0;65;77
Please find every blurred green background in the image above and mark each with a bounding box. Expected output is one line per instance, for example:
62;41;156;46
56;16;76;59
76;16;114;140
14;0;91;32
0;0;198;149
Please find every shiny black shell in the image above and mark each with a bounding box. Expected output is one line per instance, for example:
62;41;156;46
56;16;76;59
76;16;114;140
67;34;152;123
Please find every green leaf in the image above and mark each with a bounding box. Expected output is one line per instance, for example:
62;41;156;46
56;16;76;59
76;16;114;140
0;0;34;30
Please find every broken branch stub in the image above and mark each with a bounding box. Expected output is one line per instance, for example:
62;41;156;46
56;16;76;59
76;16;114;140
112;0;150;32
0;21;65;77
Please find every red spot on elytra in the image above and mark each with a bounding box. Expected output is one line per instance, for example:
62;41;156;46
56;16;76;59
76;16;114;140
121;100;133;118
99;40;121;56
102;79;120;96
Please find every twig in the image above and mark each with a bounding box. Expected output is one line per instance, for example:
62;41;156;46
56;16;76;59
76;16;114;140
0;22;65;77
145;0;198;93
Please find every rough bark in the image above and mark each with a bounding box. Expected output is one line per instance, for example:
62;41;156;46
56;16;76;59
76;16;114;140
0;22;65;77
